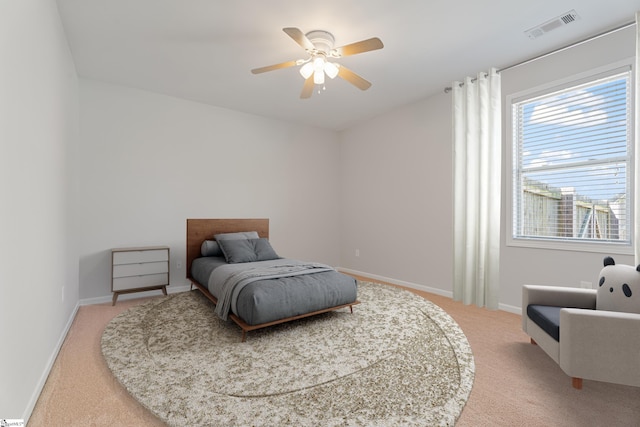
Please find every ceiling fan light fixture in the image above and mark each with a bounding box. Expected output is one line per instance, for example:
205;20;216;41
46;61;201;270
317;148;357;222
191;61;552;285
313;69;325;85
299;62;314;79
312;56;327;84
324;61;339;79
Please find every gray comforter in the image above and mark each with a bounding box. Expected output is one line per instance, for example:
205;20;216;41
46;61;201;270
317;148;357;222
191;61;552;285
209;258;334;320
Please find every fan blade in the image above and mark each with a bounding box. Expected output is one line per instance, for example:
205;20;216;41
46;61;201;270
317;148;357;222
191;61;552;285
283;27;315;51
300;76;314;98
251;60;298;74
335;37;383;57
337;65;372;90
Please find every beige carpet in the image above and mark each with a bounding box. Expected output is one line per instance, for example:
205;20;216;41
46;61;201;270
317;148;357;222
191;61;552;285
100;282;473;426
29;280;640;426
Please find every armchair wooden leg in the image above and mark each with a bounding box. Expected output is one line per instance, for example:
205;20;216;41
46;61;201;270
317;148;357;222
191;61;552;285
572;377;583;390
530;338;537;345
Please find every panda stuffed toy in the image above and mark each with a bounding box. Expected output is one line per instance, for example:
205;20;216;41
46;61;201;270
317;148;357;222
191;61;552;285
597;256;640;314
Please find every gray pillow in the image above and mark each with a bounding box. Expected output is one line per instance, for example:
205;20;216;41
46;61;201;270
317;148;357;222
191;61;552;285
217;238;280;264
214;231;260;241
201;240;223;257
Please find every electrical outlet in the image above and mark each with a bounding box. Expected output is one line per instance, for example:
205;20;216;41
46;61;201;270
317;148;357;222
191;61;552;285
176;260;183;270
355;249;360;257
580;281;592;289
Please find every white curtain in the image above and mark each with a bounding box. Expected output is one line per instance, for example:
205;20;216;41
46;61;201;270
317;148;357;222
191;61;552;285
635;12;640;265
452;68;501;309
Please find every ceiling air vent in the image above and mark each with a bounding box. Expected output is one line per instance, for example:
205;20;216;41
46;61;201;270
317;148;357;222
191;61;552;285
525;10;581;39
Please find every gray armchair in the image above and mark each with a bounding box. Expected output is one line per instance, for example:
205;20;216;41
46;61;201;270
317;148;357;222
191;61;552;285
522;284;640;389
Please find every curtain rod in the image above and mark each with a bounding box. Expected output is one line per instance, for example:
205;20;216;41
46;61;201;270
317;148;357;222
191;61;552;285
443;20;636;93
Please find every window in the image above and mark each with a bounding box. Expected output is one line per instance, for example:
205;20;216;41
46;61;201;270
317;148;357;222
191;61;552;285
510;67;633;250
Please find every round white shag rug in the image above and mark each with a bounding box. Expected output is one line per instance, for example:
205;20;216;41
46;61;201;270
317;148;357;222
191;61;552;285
101;281;474;426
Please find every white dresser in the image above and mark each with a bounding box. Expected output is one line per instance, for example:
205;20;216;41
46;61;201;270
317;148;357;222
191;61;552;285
111;245;170;305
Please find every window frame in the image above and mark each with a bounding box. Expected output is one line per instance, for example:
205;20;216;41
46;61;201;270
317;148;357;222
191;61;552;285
506;60;635;255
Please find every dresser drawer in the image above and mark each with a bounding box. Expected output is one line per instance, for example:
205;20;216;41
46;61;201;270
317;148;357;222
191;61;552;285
113;249;169;265
112;273;169;291
113;261;168;278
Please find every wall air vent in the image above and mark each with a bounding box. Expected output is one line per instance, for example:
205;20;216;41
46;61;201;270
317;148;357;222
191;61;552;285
525;10;581;39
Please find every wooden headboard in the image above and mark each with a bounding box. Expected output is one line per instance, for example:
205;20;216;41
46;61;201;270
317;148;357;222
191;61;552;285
186;218;269;280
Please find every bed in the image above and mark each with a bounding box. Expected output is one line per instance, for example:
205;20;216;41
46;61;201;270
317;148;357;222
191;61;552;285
186;218;359;341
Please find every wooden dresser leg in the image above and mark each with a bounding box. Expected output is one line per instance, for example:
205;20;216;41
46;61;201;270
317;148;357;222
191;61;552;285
572;377;583;390
530;338;537;345
161;285;168;296
112;292;118;306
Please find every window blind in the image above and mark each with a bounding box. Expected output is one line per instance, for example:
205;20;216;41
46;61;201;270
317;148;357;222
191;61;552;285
512;70;631;243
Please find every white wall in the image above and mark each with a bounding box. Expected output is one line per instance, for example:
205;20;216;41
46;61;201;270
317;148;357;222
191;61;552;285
339;95;454;294
339;26;636;309
0;0;79;420
78;80;342;299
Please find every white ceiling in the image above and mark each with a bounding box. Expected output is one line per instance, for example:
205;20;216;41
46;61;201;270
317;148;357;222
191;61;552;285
56;0;640;130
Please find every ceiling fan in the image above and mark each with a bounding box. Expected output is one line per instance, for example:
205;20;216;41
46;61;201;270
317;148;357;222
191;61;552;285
251;27;384;98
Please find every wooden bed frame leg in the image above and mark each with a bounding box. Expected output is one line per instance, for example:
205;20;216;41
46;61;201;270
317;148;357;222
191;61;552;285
240;330;247;343
350;304;353;314
572;377;583;390
530;338;537;345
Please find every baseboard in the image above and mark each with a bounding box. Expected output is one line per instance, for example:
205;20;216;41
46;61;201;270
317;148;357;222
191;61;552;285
79;284;192;306
499;302;522;315
338;267;523;316
23;301;80;423
337;268;454;298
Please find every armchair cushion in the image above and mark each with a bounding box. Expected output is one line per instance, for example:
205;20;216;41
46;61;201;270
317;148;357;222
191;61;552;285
527;305;561;341
522;285;596;331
